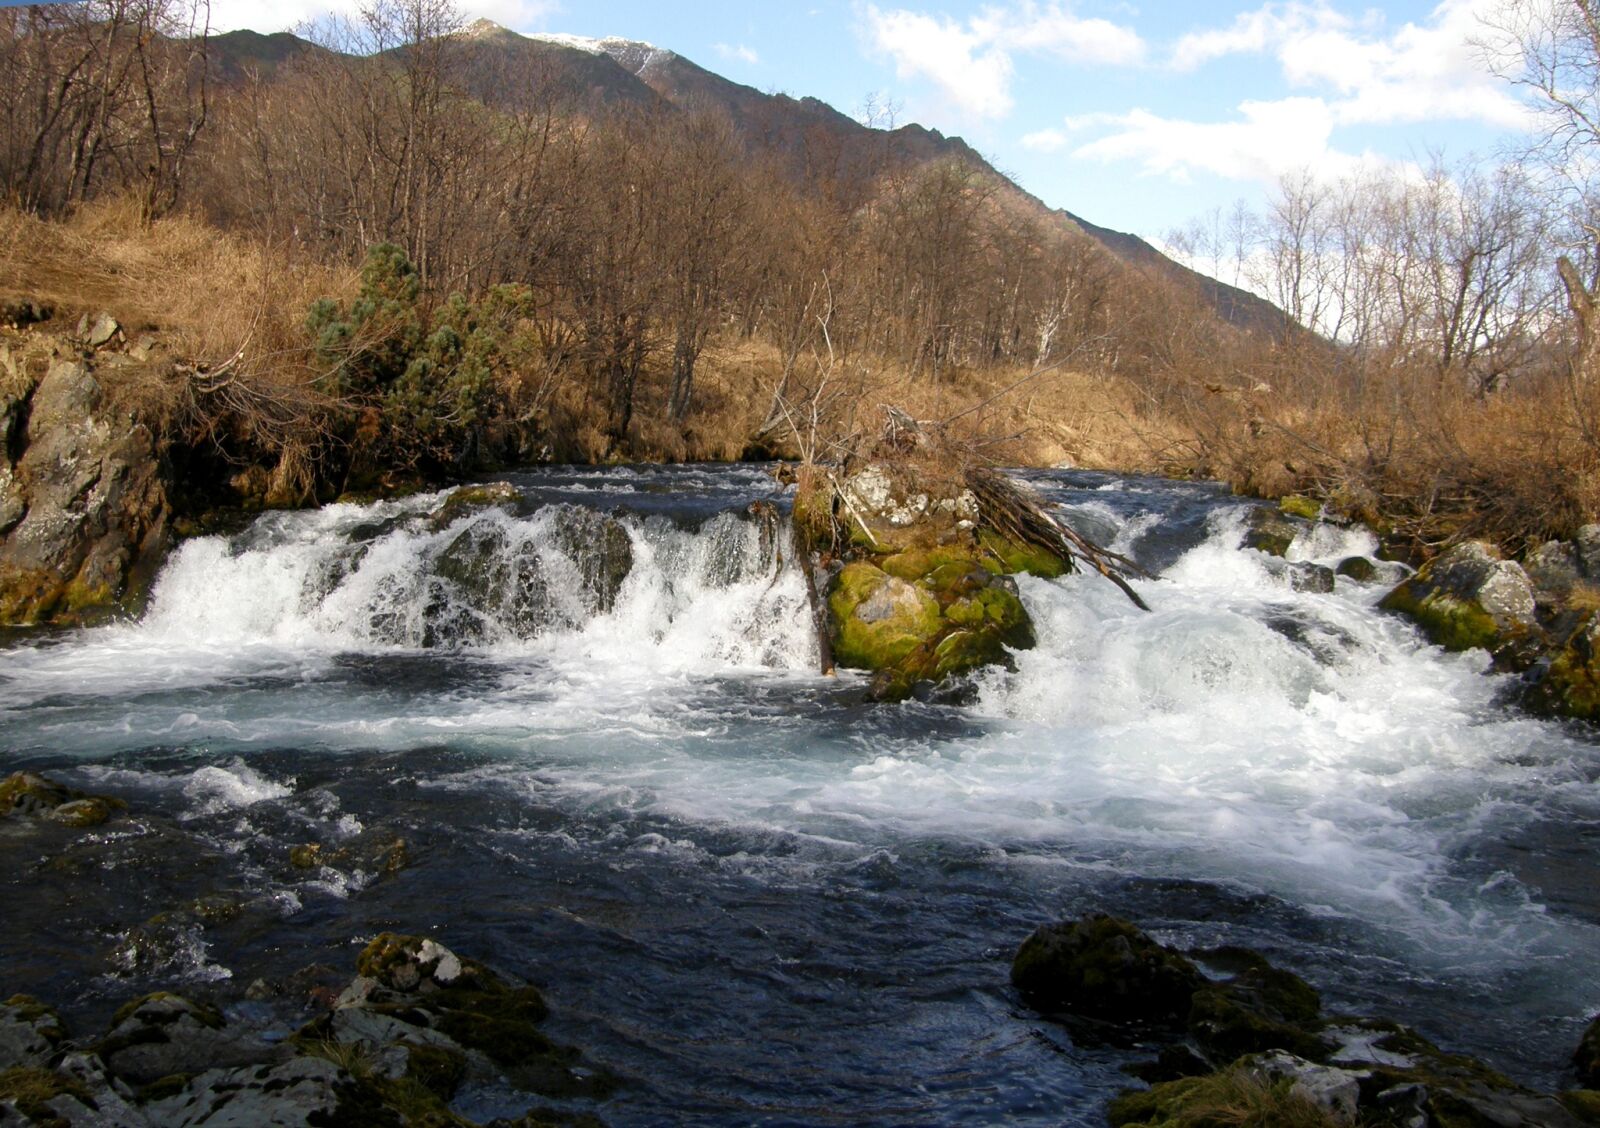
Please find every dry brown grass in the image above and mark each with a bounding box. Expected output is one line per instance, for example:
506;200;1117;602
0;196;355;365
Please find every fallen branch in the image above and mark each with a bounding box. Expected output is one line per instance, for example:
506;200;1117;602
966;466;1153;612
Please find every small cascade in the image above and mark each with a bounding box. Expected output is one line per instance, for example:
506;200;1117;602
137;492;815;669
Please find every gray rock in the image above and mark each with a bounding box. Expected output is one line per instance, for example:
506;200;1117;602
46;1051;149;1127
86;313;121;349
0;357;170;624
1289;562;1336;593
99;993;262;1086
141;1056;348;1127
1578;525;1600;580
0;996;65;1069
1525;540;1581;601
1241;1050;1364;1124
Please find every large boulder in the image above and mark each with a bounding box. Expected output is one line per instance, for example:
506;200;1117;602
1010;914;1205;1026
1379;541;1538;658
0;357;169;625
827;548;1034;702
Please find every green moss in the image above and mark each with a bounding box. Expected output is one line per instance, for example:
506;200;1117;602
1107;1068;1341;1128
1561;1090;1600;1125
1187;966;1328;1062
880;547;978;583
1379;582;1504;652
1278;495;1322;521
976;529;1068;578
402;1042;468;1099
827;564;943;671
290;843;324;869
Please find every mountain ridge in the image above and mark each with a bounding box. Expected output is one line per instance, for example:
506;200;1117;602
206;20;1287;338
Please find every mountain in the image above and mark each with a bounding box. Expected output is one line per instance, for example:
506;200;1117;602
205;21;1287;337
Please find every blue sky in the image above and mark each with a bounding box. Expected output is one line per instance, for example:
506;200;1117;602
208;1;1531;242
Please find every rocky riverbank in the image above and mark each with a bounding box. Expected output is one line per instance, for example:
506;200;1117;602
1011;913;1600;1128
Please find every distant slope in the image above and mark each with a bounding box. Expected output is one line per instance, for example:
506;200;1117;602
207;29;330;83
207;21;1290;338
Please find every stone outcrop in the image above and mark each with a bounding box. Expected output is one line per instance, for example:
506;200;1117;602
0;345;170;625
0;932;614;1127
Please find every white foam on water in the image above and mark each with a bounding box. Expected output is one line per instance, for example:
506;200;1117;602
180;760;294;818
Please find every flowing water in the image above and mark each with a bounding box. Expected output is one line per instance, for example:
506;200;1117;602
3;464;1599;1125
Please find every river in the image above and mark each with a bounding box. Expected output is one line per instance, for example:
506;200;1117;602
2;464;1597;1125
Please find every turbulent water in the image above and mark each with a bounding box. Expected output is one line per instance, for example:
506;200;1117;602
3;464;1599;1125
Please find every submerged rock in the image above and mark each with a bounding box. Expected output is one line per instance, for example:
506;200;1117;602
1243;505;1305;557
428;480;521;529
0;771;125;828
1335;556;1378;583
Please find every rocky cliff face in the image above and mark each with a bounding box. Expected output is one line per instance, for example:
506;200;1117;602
0;333;170;626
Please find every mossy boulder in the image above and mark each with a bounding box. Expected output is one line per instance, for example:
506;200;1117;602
428;481;521;529
1010;914;1206;1026
1187;948;1328;1062
1379;542;1538;658
828;562;944;672
1577;1014;1600;1088
827;548;1036;702
1525;614;1600;721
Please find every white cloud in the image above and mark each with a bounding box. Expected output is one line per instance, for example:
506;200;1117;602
1068;97;1381;185
1048;0;1533;193
1172;0;1525;128
713;42;761;65
1021;128;1070;152
864;7;1016;118
862;2;1144;120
